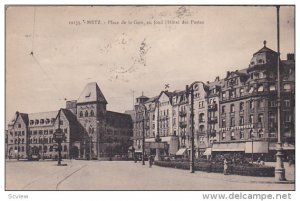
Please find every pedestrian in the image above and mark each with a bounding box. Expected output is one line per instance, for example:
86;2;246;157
134;154;137;163
149;155;153;168
224;158;229;175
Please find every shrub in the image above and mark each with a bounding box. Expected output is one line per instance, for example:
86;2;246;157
154;161;275;177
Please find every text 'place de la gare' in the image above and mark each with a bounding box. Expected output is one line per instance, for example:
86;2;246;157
5;40;295;162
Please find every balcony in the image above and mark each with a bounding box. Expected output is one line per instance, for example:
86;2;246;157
197;131;206;136
208;103;218;111
179;121;187;128
207;129;216;137
179;111;187;117
208;116;218;124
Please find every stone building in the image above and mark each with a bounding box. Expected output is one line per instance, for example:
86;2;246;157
214;41;295;159
6;82;133;160
133;41;295;159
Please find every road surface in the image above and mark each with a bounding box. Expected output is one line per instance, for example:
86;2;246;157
5;160;294;190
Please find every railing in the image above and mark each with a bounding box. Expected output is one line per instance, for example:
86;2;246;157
208;103;218;110
179;111;187;117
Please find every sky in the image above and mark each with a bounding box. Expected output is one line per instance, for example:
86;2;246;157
5;5;294;124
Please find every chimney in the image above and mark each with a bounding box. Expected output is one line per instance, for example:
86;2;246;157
215;76;220;81
206;81;210;84
227;71;231;77
287;53;294;61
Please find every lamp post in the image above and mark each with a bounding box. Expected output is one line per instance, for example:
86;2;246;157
53;109;66;166
275;5;286;181
142;104;146;165
186;84;195;173
17;132;20;161
97;120;100;160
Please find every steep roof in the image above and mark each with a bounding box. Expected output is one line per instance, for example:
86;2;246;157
106;111;133;129
28;111;58;121
77;82;108;104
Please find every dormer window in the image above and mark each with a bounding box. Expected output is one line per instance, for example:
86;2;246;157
258;85;264;92
30;120;34;125
85;92;91;98
249;86;254;93
45;119;50;124
258;59;263;63
40;119;44;124
35;120;39;125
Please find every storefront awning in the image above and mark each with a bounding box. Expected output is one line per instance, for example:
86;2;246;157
203;148;212;156
175;148;187;156
245;141;269;153
134;150;142;153
212;142;245;152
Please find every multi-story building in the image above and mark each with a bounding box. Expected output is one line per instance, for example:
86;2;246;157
133;41;294;159
214;41;295;159
7;82;133;160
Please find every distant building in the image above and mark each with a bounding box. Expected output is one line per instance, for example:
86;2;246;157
6;82;133;160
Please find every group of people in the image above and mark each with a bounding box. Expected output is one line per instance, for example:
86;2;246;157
133;154;155;168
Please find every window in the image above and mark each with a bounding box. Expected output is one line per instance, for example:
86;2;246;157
230;104;235;113
283;84;291;92
284;100;291;108
249;100;254;109
221;106;225;114
269;100;276;107
21;139;24;144
35;120;39;125
39;130;43;135
230;117;235;127
199;113;205;123
221;119;226;127
231;131;235;140
249;115;254;124
250;130;254;138
152;114;155;120
18;124;21;128
284;114;291;122
49;129;53;134
269;85;276;91
90;110;94;116
50;146;53;152
30;120;34;125
199;125;205;132
85;110;88;117
249;86;254;93
44;130;48;134
222;132;226;140
258;129;264;138
240;102;244;111
22;131;25;135
240;130;244;139
40;119;45;124
240;88;244;96
258;114;264;123
79;111;83;117
229;90;235;99
239;116;244;126
64;145;67;152
45;119;50;124
64;128;68;134
222;92;226;100
258;85;264;92
258;99;264;108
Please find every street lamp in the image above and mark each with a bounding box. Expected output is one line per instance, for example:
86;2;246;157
53;109;66;166
186;84;195;173
97;120;100;160
142;104;146;165
17;132;20;161
275;5;286;181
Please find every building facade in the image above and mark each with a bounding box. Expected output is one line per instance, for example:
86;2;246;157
133;41;295;159
6;82;133;160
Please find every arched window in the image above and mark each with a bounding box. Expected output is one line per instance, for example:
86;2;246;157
85;110;88;117
199;125;204;132
258;129;264;138
250;130;254;138
79;111;83;117
90;110;94;116
35;119;39;125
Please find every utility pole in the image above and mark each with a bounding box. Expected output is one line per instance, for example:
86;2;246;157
275;5;286;181
186;84;195;173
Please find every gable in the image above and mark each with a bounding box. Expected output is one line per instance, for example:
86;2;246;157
77;82;108;104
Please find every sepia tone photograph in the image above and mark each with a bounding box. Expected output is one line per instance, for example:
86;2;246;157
5;5;295;191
